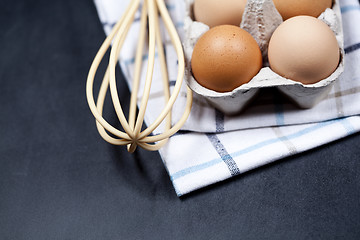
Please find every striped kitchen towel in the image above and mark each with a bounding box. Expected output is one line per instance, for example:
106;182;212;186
93;0;360;196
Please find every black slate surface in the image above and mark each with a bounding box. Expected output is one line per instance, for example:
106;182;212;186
1;0;360;239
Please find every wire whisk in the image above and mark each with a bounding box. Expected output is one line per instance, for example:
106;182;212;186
86;0;193;153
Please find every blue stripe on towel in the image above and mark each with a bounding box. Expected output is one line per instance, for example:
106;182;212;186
339;118;356;134
169;80;177;86
274;93;285;125
175;22;184;28
275;104;285;125
206;134;241;176
229;121;333;159
165;3;176;11
215;109;225;132
101;21;116;29
171;158;223;181
341;5;360;13
123;53;158;66
345;42;360;54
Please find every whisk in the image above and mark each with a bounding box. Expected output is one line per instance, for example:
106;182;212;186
86;0;193;153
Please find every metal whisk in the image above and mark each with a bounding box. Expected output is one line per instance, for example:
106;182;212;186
86;0;193;153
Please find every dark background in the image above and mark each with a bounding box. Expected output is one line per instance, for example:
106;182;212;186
1;0;360;239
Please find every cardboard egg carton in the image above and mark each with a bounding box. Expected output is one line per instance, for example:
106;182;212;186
183;0;345;115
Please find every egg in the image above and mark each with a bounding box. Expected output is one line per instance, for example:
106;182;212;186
191;25;262;92
272;0;333;20
193;0;247;28
268;16;340;85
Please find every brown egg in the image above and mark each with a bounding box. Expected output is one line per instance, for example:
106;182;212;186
268;16;340;84
193;0;247;28
191;25;262;92
272;0;333;20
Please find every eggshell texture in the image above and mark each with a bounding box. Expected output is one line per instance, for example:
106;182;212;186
268;16;340;85
193;0;247;28
272;0;333;20
191;25;262;92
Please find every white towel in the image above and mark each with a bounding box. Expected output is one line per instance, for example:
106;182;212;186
93;0;360;196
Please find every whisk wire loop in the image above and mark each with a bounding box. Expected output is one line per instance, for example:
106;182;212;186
86;0;193;152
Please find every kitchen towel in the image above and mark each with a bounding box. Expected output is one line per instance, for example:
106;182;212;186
94;0;360;196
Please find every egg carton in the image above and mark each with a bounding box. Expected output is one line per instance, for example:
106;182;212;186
183;0;345;115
